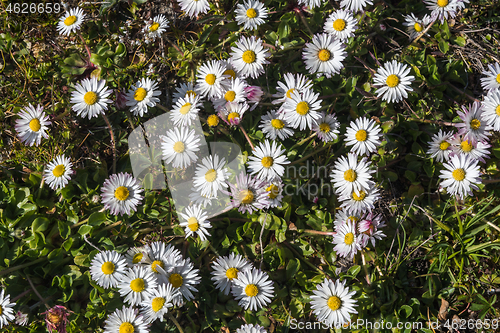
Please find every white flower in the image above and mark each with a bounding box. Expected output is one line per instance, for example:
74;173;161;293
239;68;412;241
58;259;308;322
164;258;201;306
282;89;322;131
193;154;230;198
310;278;357;327
169;94;201;127
450;135;490;163
271;72;313;109
403;13;431;40
344;117;382;155
218;102;249;126
57;7;85;36
89;250;127;289
104;305;149;333
302;33;347;78
195;60;227;99
481;62;500;93
125;78;161;117
339;0;373;12
142;242;182;282
140;284;177;323
439;154;481;200
219;58;241;83
312;112;340;143
44;155;73;190
424;0;460;23
177;0;210;17
70;77;113;119
373;60;414;103
211;253;253;295
324;9;358;42
161;127;201;169
482;90;500;131
358;213;386;248
235;0;268;30
259;110;294;141
125;247;150;267
213;78;248;111
332;220;362;259
173;82;198;104
427;129;454;162
330;153;374;196
298;0;322;9
15;104;51;146
265;178;284;208
338;185;380;215
236;323;268;333
118;266;158;306
232;269;274;311
456;101;491;145
189;187;215;207
247;140;290;181
228;172;270;214
0;289;15;329
334;209;363;228
143;14;169;41
101;172;144;216
179;204;212;241
230;36;270;79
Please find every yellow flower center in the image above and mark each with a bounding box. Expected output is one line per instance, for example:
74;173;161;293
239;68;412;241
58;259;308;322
261;156;274;168
245;284;259;297
151;297;165;312
130;278;145;292
114;186;130;201
186;90;197;98
239;189;254;204
440;141;450;150
187;217;199;231
224;90;236;102
169;273;183;288
344;232;355;245
319;123;330;133
496;73;500;84
179;102;192;115
173;141;185;153
224;69;237;80
205;169;217;182
246;8;257;18
348;216;358;223
460;140;473;152
64;15;77;26
355;129;367;141
227;112;240;123
84;91;98;105
470;118;481;130
286;88;296;98
119;322;135;333
437;0;448;7
205;74;216;85
495;104;500;116
352;190;366;201
242;50;256;64
149;22;160;32
151;260;164;273
452;168;466;181
327;296;341;311
29;118;41;132
207;114;219;127
101;261;115;275
318;49;331;62
0;306;2;316
134;87;148;102
343;169;357;182
414;22;423;32
226;267;239;280
271;119;284;129
296;101;309;115
386;74;399;88
333;19;346;31
132;253;143;264
52;164;65;177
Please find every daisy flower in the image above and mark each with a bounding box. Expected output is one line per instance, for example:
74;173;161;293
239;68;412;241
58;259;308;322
232;269;274;311
70;77;113;119
169;94;201;126
358;213;386;248
104;305;148;333
220;59;240;83
334;209;363;228
179;204;212;241
195;60;227;99
282;89;322;130
298;0;322;9
456;101;491;145
265;178;284;208
247;140;290;181
330;153;374;196
125;78;161;117
245;85;264;110
164;258;201;306
140;284;177;323
302;33;347;78
344;117;382;155
333;220;362;259
101;172;144;216
173;82;198;104
424;0;460;23
218;102;249;126
125;247;150;267
89;250;127;289
228;172;270;214
230;36;270;79
14;311;28;326
403;13;431;40
313;112;340;143
211;253;253;295
57;7;85;36
42;305;72;333
339;0;372;12
237;324;267;333
213;77;248;110
235;0;268;30
177;0;210;18
0;289;15;329
271;72;313;108
189;187;215;206
324;9;358;42
450;135;491;163
482;90;500;131
15;104;50;146
373;60;415;103
310;278;357;326
144;14;169;42
259;110;294;141
480;62;500;92
118;266;157;306
142;242;182;280
338;185;380;215
439;154;481;200
427;129;454;162
193;154;229;198
161;127;201;169
43;155;73;190
207;114;220;127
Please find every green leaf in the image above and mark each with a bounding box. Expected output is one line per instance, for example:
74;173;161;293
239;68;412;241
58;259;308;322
89;212;107;227
78;225;93;236
32;217;50;233
286;258;300;280
58;220;71;239
438;40;449;54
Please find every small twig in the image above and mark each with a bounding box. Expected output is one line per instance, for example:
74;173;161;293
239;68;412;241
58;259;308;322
83;234;101;252
412;19;436;44
302;229;336;236
78;33;92;61
101;113;117;174
25;275;50;309
238;124;255;150
361;251;371;285
259;212;268;269
167;312;184;333
354;56;376;74
295;10;313;36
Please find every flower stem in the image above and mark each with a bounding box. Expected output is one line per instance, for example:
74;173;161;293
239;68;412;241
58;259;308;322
25;274;50;309
78;33;92;62
167;312;184;333
295;10;313;36
0;257;47;277
101;113;117;174
303;229;336;236
238;124;255;150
